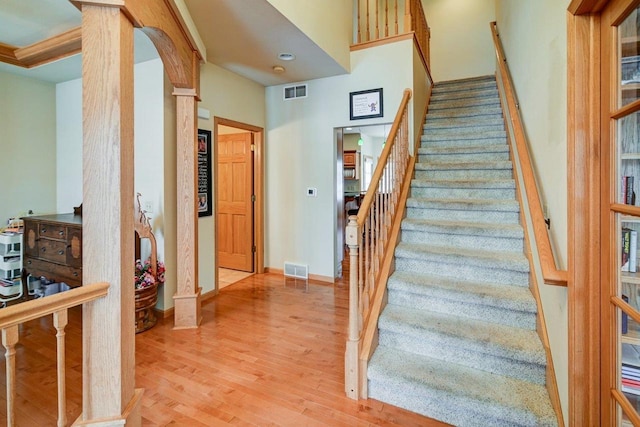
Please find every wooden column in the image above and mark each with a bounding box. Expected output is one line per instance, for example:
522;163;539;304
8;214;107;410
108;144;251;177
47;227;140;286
80;3;141;425
173;88;202;329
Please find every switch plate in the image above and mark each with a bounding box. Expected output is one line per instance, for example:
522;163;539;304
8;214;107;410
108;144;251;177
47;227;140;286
307;187;317;197
144;201;153;213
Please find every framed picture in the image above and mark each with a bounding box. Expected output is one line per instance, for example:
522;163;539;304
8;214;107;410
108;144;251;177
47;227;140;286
197;129;212;217
349;88;383;120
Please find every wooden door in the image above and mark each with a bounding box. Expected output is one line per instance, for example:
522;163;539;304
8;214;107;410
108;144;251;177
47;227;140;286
218;132;254;271
600;1;640;424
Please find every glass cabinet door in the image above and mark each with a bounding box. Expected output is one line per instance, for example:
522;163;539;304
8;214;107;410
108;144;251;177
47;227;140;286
606;2;640;425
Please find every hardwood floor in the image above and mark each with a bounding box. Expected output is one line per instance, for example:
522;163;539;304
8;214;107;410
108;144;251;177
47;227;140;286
0;273;449;426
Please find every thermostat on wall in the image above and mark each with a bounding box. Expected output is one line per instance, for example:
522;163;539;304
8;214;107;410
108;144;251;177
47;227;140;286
307;187;317;197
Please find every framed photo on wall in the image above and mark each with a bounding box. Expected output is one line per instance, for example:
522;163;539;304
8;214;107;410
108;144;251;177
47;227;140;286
349;88;383;120
197;129;212;217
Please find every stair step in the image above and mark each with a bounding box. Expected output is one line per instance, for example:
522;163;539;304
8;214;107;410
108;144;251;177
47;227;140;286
429;96;500;111
423;129;507;142
425;114;504;130
401;218;524;252
430;87;498;102
406;197;521;223
394;242;530;287
414;164;513;180
433;77;498;93
427;105;503;120
387;271;537;329
419;150;510;163
378;304;546;384
425;123;505;135
411;178;516;199
368;347;557;427
421;137;508;150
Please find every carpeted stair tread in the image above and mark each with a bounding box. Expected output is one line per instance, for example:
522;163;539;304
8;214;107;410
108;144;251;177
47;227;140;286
426;106;503;119
425;124;506;135
368;347;557;427
430;87;498;102
425;114;504;129
379;304;546;366
411;178;515;189
406;197;520;212
401;217;523;239
395;242;529;274
387;270;537;321
422;130;506;141
421;136;508;149
429;96;501;111
416;160;512;171
419;144;508;155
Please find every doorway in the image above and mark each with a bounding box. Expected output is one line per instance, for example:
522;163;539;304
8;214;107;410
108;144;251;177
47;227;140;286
214;117;264;291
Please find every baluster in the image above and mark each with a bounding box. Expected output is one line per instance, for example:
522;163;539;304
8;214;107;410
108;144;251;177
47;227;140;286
53;310;68;427
366;0;370;41
395;0;399;35
385;0;389;37
375;0;379;39
3;326;18;427
357;0;362;43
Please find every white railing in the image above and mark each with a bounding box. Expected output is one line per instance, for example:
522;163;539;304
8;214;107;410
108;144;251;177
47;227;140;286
0;282;109;426
345;89;412;399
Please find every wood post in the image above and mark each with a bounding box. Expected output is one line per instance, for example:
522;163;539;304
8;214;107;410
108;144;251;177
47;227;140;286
345;216;360;399
79;4;139;424
173;88;202;329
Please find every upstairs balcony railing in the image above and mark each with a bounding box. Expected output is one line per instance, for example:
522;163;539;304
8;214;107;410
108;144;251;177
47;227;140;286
0;282;109;426
354;0;430;68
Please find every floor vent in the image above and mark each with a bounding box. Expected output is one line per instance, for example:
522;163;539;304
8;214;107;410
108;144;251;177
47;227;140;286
284;262;308;279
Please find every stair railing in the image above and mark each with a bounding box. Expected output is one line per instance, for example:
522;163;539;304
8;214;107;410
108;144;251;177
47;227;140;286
490;22;568;287
354;0;430;68
0;282;109;426
345;89;412;399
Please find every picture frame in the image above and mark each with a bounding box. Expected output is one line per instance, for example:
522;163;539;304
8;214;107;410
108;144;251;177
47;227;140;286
197;129;212;217
349;88;383;120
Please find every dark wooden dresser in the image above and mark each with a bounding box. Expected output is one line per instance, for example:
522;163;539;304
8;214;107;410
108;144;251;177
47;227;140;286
22;214;82;288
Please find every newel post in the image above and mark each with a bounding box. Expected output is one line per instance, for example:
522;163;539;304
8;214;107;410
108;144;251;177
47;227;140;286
345;216;360;399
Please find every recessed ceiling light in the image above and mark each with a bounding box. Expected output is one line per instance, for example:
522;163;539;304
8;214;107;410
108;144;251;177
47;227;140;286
278;53;296;61
272;65;286;73
346;127;353;131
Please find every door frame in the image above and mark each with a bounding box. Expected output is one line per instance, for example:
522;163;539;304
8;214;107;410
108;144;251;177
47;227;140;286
213;117;264;289
568;0;639;424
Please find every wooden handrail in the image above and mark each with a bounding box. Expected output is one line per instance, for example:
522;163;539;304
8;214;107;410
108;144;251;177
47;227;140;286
490;22;568;287
356;90;412;226
0;281;109;330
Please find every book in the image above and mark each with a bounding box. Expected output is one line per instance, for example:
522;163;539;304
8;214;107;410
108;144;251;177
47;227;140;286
623;295;629;334
624;176;636;205
623;228;632;272
632;230;638;273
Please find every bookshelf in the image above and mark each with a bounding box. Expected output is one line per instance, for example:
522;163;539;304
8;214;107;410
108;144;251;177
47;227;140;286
617;9;640;424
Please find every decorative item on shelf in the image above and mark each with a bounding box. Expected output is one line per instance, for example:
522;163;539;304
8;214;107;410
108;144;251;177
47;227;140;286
134;193;163;333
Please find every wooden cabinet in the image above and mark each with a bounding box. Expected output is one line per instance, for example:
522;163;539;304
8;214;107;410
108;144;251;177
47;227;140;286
23;214;82;287
344;150;359;180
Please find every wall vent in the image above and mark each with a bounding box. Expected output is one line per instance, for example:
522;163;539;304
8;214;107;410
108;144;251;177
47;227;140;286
284;84;307;100
284;262;308;279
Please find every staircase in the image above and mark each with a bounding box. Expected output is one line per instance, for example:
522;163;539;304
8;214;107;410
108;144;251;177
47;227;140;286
366;76;558;427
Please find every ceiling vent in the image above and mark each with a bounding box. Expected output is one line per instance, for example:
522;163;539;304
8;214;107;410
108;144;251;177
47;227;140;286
284;84;307;100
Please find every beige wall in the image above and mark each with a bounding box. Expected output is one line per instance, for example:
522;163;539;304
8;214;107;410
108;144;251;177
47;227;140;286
196;61;265;297
266;0;352;72
421;0;496;82
495;0;570;423
0;71;57;226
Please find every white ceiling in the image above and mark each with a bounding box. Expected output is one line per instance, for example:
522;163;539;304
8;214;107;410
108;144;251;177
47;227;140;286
0;0;348;86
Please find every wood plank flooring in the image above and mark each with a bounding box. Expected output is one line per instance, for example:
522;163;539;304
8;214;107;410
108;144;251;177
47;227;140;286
0;273;449;426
